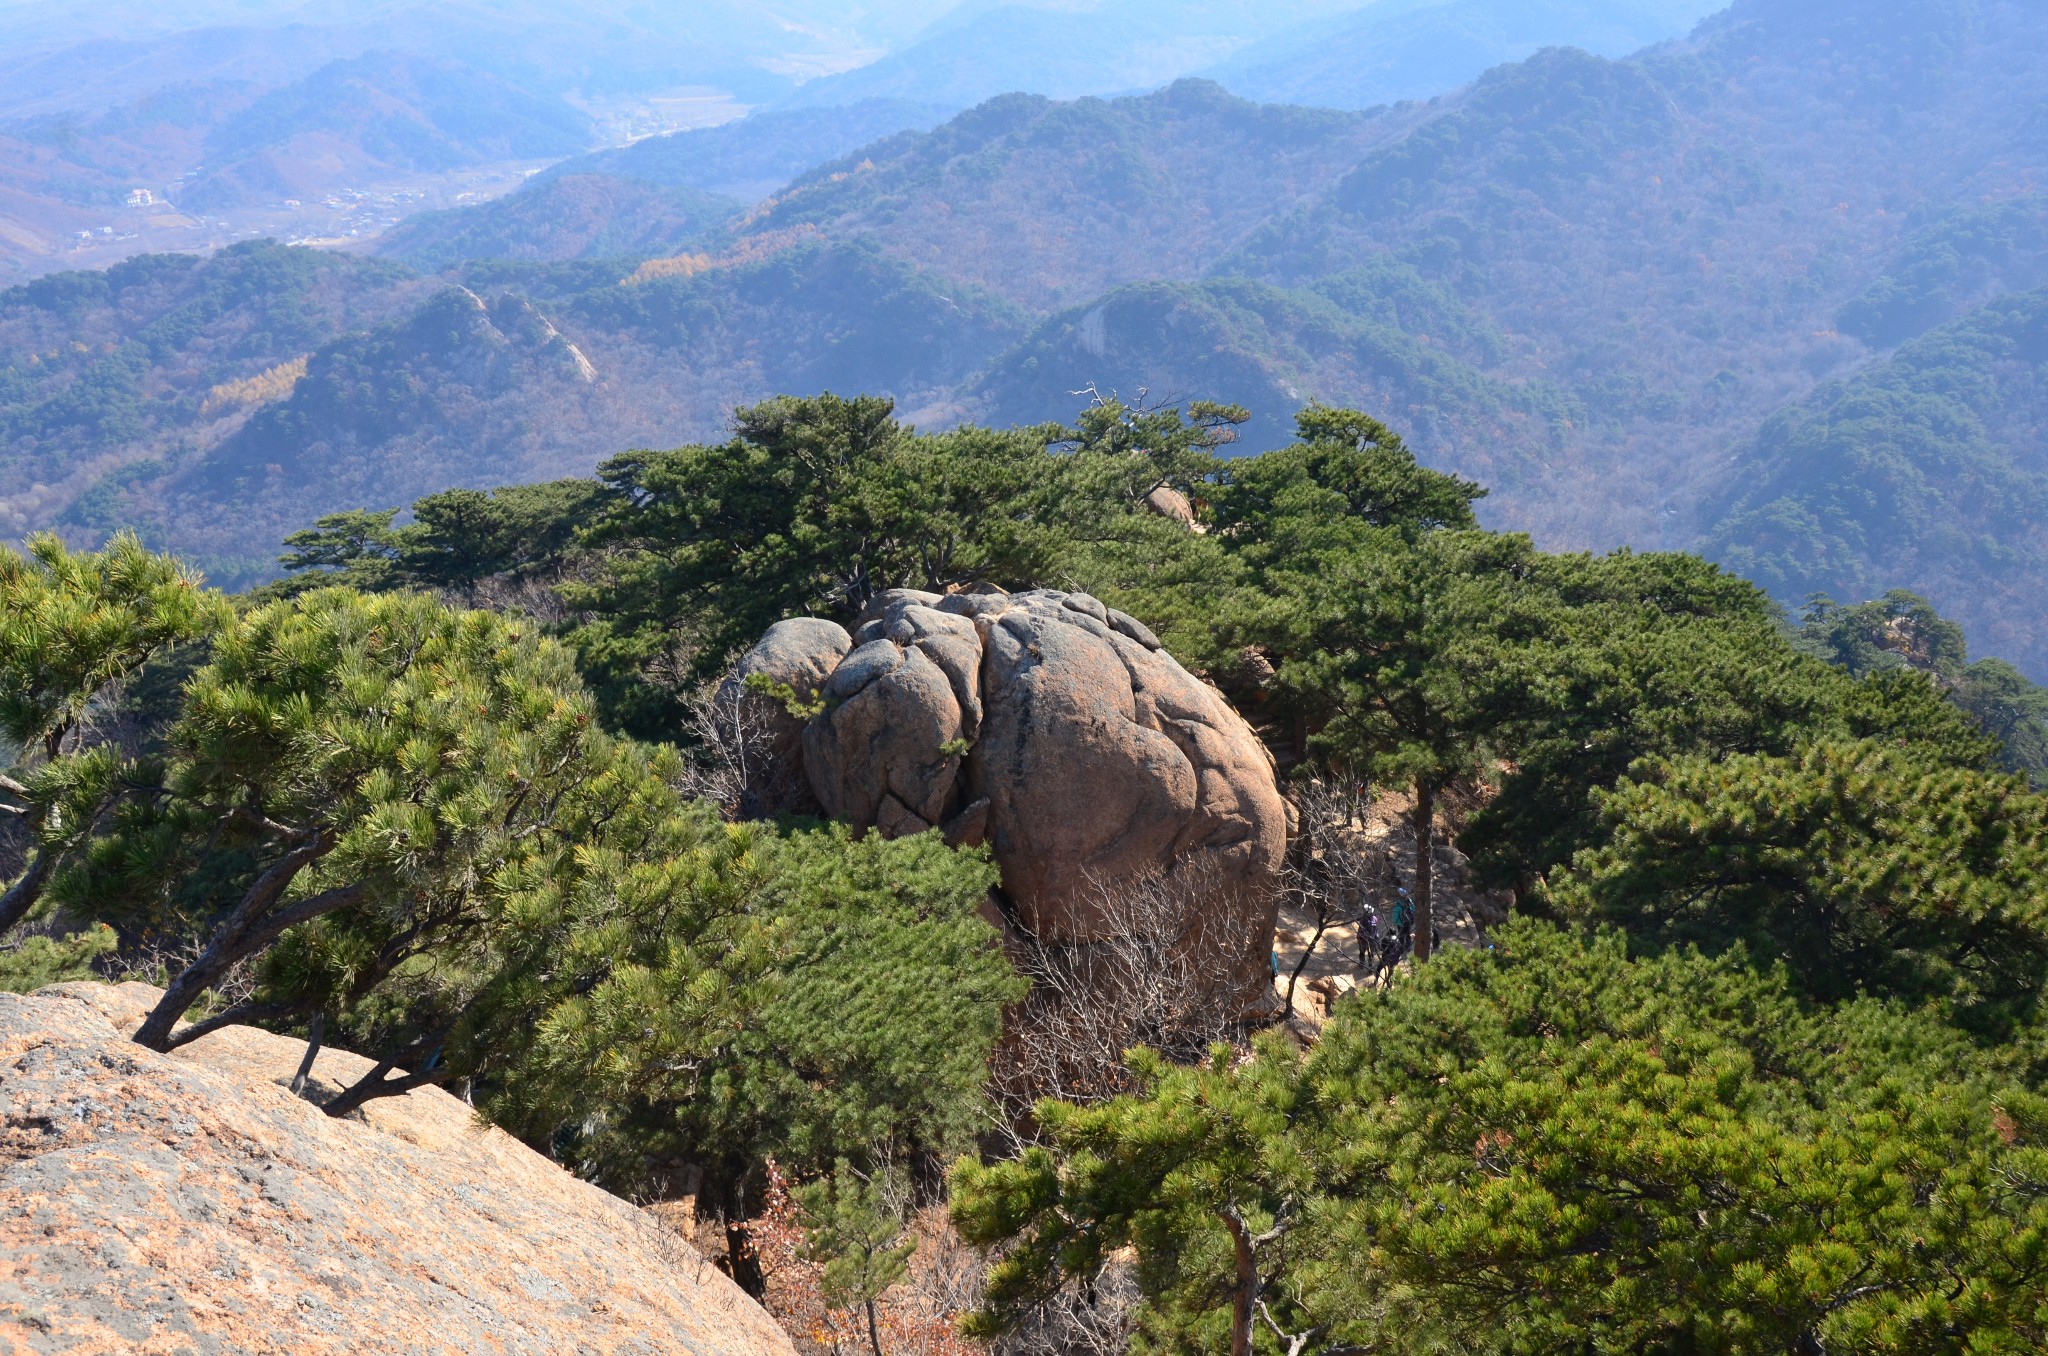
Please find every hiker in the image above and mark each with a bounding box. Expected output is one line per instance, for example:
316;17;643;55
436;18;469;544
1355;892;1380;971
1392;886;1415;949
1372;925;1406;987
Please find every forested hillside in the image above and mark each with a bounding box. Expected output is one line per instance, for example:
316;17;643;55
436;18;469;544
372;177;743;271
0;242;425;549
8;0;2048;671
1710;285;2048;674
739;81;1399;310
57;242;1023;583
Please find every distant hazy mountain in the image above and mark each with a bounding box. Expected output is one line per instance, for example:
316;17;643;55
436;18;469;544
175;53;598;212
0;50;605;272
0;24;370;123
29;240;1025;583
539;101;954;204
1205;0;1721;108
777;0;1718;113
775;1;1369;110
372;177;742;271
737;80;1395;310
0;5;957;279
369;101;957;270
0;1;886;121
18;0;2048;676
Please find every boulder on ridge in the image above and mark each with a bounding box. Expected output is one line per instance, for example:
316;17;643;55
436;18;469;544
730;588;1287;1001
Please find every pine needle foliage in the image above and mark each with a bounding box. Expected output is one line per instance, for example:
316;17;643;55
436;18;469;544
955;920;2048;1355
1548;738;2048;1030
0;531;229;935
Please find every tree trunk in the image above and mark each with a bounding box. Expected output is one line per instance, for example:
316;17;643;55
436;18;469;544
866;1296;885;1356
1283;912;1328;1013
163;999;305;1053
1413;780;1435;963
708;1169;768;1299
1221;1206;1256;1356
322;1059;450;1118
132;852;356;1051
289;1012;325;1096
0;846;56;936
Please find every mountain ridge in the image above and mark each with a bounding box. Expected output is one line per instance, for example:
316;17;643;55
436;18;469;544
10;0;2048;676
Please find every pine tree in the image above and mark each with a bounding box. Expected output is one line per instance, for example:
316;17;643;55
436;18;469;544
1242;528;1540;959
799;1161;918;1356
954;919;2048;1354
53;586;632;1098
0;531;229;934
1546;737;2048;1026
471;820;1019;1295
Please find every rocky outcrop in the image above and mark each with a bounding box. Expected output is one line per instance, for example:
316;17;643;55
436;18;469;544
1141;484;1196;526
0;982;796;1356
732;588;1288;1000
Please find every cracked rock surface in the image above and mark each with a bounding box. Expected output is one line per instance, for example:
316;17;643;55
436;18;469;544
0;982;796;1356
734;588;1287;985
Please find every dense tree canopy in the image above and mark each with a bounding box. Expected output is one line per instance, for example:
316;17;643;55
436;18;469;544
1548;739;2048;1029
0;531;228;934
956;920;2048;1356
4;546;1012;1282
22;390;2048;1343
1796;588;2048;785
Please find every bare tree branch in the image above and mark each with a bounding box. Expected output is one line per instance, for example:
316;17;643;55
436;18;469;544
988;859;1256;1142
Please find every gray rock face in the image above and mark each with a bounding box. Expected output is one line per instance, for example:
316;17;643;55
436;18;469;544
731;589;1287;997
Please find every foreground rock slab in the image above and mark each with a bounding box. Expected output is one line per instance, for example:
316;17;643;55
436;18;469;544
0;982;796;1356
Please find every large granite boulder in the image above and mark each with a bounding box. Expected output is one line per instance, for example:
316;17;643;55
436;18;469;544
733;588;1287;998
0;982;797;1356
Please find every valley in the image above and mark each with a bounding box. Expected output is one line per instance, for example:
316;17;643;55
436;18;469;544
4;0;2047;676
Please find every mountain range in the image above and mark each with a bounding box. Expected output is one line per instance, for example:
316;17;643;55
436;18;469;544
785;0;1722;112
5;0;2048;679
0;1;1743;282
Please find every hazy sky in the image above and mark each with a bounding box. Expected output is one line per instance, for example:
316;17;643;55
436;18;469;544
0;0;1728;125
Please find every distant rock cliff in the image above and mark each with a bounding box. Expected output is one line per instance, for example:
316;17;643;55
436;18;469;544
0;981;797;1356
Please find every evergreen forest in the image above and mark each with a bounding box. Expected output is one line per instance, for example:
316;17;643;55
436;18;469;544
7;390;2048;1353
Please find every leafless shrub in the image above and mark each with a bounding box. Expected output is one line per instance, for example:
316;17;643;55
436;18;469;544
103;934;257;1014
990;1260;1138;1356
988;861;1262;1138
749;1162;989;1356
462;571;581;626
672;681;791;819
